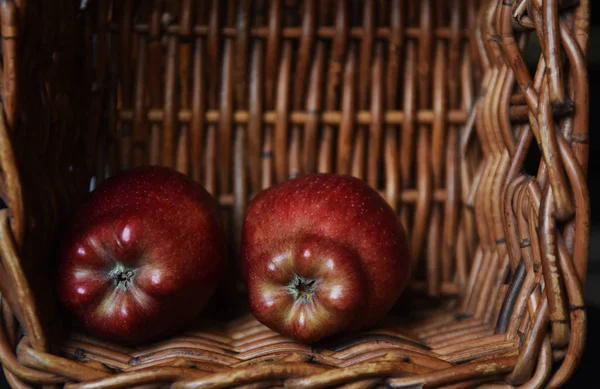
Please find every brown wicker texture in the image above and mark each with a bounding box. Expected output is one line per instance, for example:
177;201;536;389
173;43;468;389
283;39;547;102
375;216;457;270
0;0;590;387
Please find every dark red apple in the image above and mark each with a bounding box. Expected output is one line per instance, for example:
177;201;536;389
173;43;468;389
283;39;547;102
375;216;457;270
58;166;226;344
242;174;412;343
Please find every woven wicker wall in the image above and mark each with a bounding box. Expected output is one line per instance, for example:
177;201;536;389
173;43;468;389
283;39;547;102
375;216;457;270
83;0;489;301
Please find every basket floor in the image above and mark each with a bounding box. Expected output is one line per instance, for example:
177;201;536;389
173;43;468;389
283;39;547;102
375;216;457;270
50;303;518;376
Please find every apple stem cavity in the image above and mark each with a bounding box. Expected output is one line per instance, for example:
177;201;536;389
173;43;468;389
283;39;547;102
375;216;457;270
109;263;136;291
288;274;318;302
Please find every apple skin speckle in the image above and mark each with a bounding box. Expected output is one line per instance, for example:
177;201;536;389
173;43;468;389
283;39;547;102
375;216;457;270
58;166;227;345
242;174;412;344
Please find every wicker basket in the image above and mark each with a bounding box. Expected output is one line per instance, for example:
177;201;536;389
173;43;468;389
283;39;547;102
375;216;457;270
0;0;590;387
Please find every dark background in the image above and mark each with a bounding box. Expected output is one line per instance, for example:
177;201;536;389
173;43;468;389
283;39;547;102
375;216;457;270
0;5;599;389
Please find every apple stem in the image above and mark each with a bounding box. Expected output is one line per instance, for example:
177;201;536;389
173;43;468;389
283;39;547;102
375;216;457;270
287;274;318;302
109;263;136;291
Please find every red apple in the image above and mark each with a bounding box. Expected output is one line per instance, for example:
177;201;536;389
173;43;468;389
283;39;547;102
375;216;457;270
242;174;412;343
58;166;226;344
